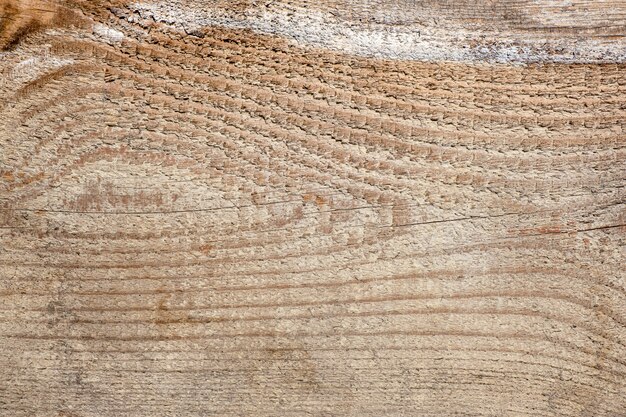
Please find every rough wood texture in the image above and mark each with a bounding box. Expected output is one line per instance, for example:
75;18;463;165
1;1;625;416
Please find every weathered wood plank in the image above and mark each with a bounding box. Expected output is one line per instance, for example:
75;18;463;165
1;1;625;416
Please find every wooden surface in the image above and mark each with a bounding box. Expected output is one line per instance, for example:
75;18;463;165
1;1;625;416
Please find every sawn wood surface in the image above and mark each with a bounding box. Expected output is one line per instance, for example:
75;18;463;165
1;1;625;416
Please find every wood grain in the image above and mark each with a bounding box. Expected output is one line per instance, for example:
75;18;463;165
1;1;625;416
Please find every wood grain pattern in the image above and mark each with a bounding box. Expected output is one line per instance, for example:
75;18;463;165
1;1;625;416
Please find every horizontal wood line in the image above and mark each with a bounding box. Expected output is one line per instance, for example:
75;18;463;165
0;268;566;295
7;343;625;379
12;352;624;384
4;289;626;317
1;364;622;395
3;329;626;369
10;308;626;346
0;223;621;270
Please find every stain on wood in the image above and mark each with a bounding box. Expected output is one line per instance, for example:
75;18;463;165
1;1;625;416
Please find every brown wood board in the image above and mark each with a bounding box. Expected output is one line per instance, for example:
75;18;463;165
0;1;625;416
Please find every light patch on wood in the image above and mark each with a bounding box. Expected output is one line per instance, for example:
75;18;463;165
93;23;124;43
129;0;626;63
